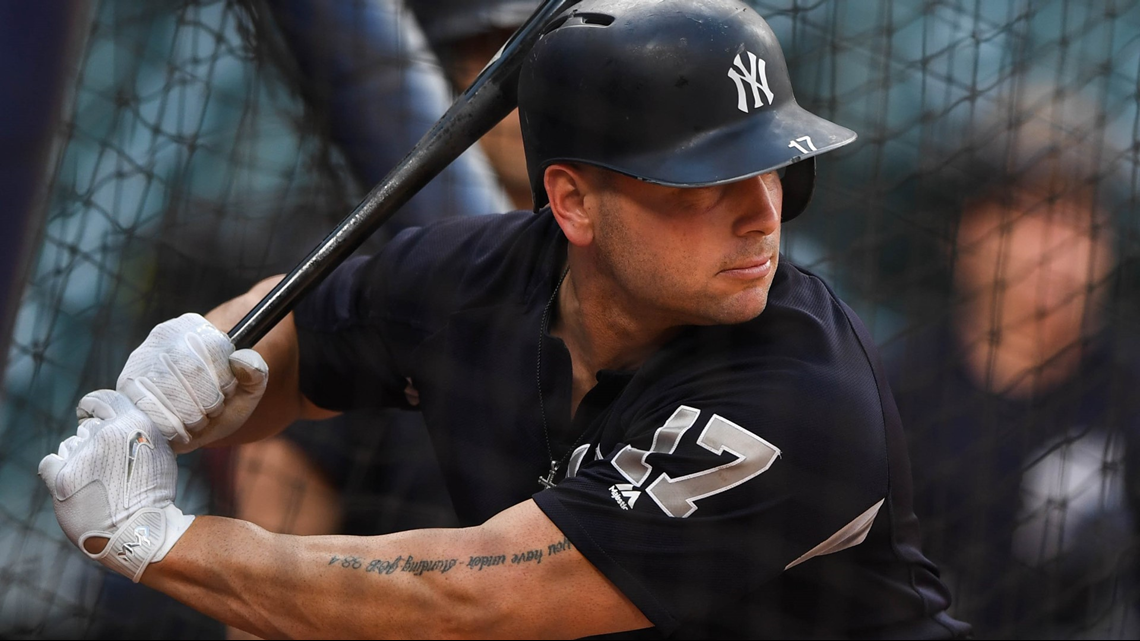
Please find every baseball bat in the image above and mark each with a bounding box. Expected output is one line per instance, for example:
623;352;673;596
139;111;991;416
228;0;580;350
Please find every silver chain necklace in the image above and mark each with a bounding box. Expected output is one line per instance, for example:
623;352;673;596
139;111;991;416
535;265;577;489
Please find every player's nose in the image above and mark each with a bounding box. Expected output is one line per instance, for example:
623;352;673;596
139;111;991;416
730;173;781;237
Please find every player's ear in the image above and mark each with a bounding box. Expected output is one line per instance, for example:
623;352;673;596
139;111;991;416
545;163;595;246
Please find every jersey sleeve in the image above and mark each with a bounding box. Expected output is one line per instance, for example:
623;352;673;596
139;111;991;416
292;211;542;412
292;253;413;411
293;216;486;411
532;338;892;632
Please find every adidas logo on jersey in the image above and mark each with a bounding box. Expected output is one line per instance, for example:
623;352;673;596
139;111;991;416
608;483;641;510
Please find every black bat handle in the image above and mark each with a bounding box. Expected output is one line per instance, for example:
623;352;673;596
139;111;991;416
227;0;578;350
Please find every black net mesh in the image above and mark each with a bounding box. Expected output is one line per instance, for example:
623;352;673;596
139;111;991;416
2;0;1138;638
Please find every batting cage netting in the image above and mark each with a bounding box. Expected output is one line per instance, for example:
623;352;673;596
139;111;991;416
1;0;1138;638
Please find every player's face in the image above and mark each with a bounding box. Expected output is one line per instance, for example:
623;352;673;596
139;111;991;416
591;171;782;326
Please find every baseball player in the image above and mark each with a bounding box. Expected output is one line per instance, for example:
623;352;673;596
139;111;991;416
39;1;971;637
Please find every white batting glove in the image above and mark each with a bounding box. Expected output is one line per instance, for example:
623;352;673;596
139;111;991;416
38;390;195;583
117;312;268;453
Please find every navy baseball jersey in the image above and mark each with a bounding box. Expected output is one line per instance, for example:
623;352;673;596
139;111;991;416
294;210;971;639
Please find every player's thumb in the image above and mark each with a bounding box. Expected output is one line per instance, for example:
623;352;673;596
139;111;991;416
38;454;65;495
228;349;268;395
77;389;132;421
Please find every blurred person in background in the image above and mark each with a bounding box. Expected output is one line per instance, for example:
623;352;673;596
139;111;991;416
888;86;1140;639
226;0;540;600
413;0;536;211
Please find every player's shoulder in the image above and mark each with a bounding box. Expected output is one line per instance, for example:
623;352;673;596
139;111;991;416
382;209;557;284
669;257;879;389
762;256;868;348
366;209;563;317
601;258;895;527
633;257;889;451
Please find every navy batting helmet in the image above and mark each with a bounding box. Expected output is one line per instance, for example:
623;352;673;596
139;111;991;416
518;0;856;220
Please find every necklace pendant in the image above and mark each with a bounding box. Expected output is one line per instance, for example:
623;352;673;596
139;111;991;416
538;461;559;489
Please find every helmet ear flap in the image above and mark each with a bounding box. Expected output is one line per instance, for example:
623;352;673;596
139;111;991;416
780;157;816;221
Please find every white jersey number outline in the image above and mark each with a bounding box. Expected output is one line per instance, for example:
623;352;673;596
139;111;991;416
611;406;781;518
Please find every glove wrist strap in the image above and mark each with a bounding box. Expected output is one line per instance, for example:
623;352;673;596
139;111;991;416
86;504;195;583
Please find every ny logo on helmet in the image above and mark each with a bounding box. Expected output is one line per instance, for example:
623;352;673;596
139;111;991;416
727;51;775;114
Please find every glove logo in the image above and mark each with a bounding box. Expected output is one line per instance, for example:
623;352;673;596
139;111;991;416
727;51;775;114
124;431;154;507
117;525;152;561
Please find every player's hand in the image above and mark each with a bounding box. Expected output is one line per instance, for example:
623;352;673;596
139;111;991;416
38;390;195;582
116;312;268;453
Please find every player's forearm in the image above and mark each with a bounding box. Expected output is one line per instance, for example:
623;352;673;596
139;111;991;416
142;516;519;639
204;276;335;446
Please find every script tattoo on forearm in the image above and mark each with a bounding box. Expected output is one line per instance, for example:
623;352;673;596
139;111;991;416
546;536;573;556
510;535;575;566
326;537;574;578
328;554;459;576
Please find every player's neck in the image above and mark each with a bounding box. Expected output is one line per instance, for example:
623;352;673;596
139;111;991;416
551;266;677;417
551;260;679;376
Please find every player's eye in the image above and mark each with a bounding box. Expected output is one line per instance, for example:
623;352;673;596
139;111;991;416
684;188;724;213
